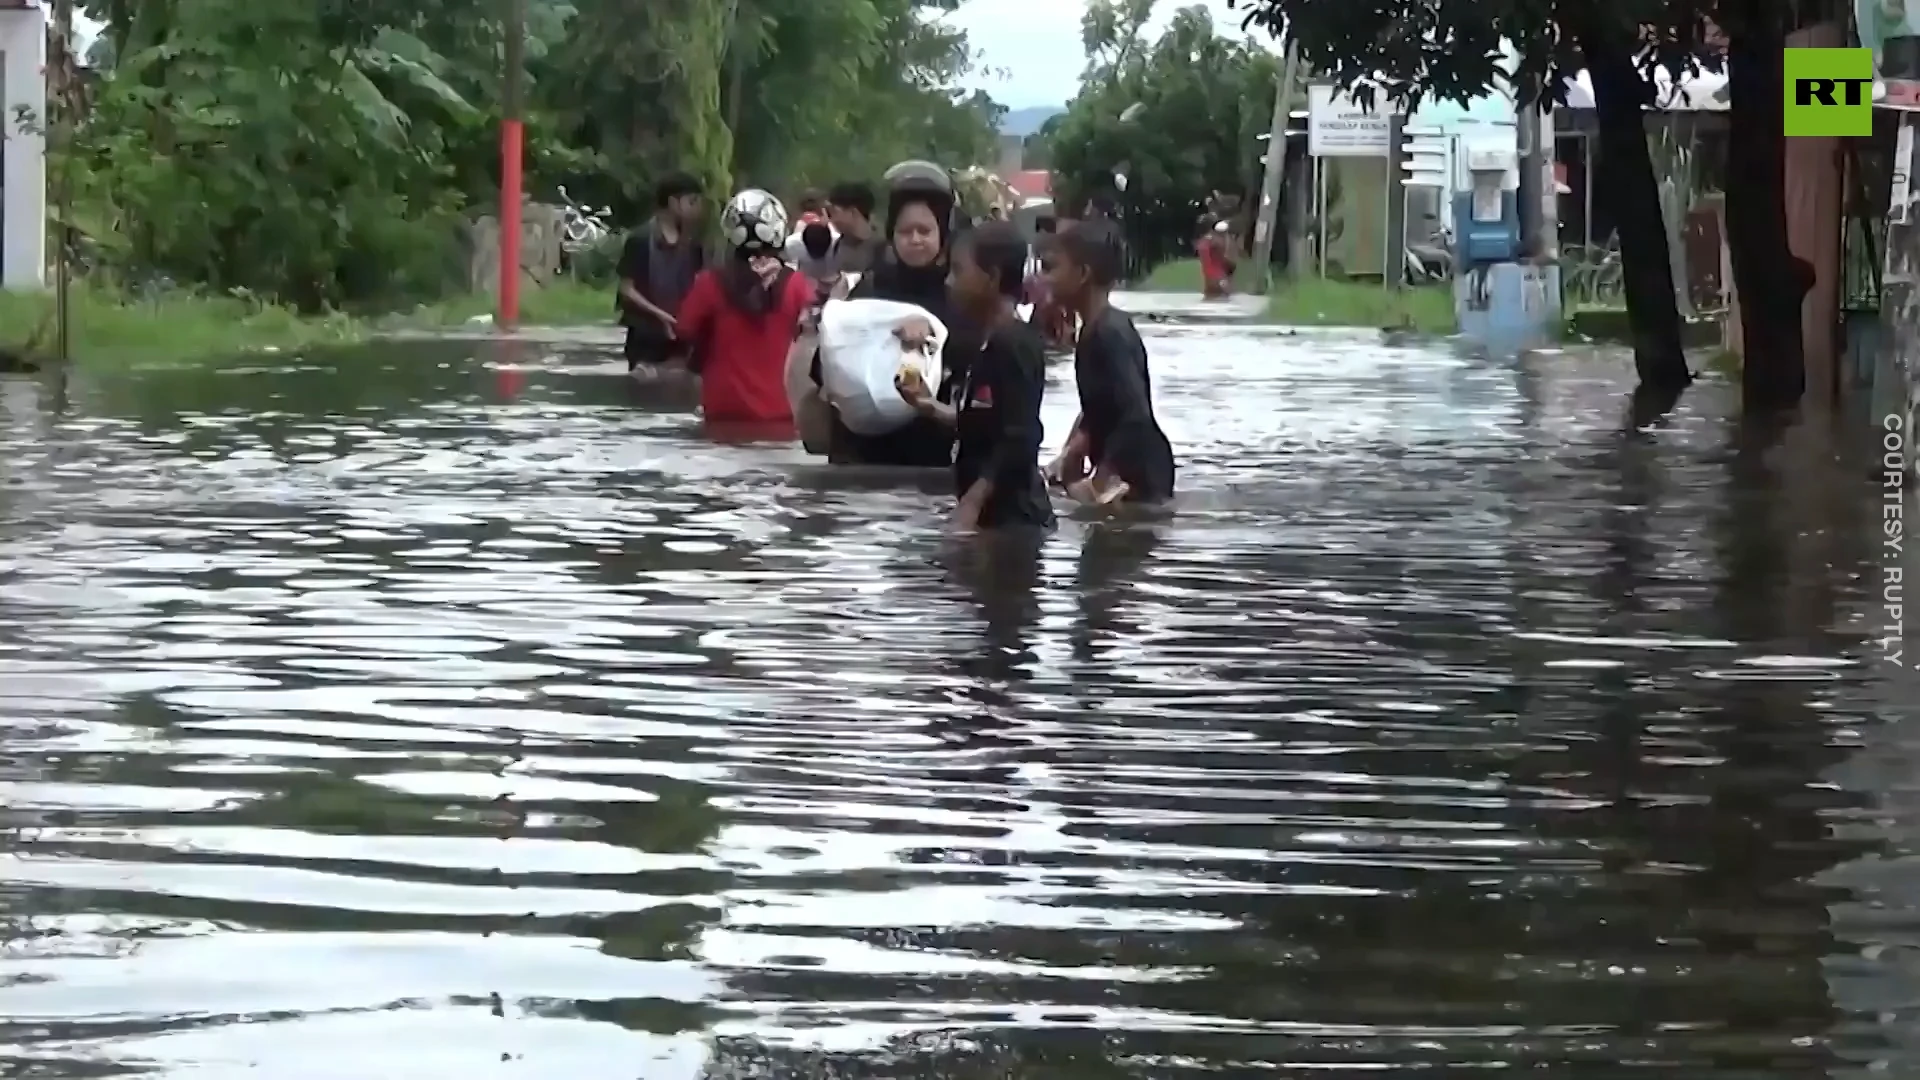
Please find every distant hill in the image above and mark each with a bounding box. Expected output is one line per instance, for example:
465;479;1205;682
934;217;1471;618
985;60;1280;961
999;105;1064;137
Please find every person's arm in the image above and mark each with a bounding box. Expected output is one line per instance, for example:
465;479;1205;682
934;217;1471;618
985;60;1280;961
789;337;833;453
913;395;957;428
1088;319;1156;471
783;271;816;336
898;365;957;427
675;271;717;372
1047;413;1088;484
617;235;673;325
787;274;836;453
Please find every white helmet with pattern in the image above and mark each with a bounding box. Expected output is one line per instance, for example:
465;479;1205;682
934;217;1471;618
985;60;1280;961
723;189;788;253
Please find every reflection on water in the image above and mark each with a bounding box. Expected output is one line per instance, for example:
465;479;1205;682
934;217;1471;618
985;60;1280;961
0;322;1907;1077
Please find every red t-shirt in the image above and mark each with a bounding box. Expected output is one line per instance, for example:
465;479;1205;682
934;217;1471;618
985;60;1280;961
676;269;813;424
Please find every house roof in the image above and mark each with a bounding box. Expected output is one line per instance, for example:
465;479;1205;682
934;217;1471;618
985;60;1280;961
1008;170;1051;199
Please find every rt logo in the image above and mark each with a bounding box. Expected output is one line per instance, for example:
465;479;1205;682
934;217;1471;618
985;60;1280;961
1785;48;1873;136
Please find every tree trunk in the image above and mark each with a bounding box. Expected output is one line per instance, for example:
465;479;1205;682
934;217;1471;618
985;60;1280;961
1722;0;1811;410
1583;34;1692;393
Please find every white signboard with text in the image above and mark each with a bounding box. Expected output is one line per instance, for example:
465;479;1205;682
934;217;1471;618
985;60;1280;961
1308;85;1391;157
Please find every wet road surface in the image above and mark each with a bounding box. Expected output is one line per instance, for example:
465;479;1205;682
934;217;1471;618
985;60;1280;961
0;302;1910;1077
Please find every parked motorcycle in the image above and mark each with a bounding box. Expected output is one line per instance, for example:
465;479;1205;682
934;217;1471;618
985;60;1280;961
1404;217;1452;286
556;185;613;251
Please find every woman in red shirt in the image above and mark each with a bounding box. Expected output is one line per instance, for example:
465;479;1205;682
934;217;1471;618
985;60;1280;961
675;189;815;430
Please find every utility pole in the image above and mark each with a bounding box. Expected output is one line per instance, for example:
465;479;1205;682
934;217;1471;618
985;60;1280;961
51;0;73;361
1384;111;1405;292
1249;37;1301;294
497;0;526;328
1515;74;1543;260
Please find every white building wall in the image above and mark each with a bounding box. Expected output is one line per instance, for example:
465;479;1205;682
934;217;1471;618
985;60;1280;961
0;3;46;290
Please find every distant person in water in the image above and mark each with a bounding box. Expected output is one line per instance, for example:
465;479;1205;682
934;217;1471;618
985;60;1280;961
1045;219;1175;507
1196;219;1235;300
616;172;705;375
672;189;815;429
897;221;1054;533
793;162;976;466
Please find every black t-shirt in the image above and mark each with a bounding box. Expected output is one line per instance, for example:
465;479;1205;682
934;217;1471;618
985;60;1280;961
615;222;703;335
954;320;1054;529
1074;305;1174;502
812;266;971;467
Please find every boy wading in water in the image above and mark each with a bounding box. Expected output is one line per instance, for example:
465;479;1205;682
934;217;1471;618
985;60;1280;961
616;173;706;375
1043;220;1176;508
896;221;1054;534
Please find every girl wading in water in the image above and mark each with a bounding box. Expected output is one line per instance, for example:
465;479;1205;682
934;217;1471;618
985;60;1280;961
897;220;1054;533
673;189;816;433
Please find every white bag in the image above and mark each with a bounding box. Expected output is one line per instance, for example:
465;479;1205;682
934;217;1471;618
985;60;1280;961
815;298;947;436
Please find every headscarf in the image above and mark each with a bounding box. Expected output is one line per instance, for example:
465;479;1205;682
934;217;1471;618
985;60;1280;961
718;252;791;318
863;186;954;309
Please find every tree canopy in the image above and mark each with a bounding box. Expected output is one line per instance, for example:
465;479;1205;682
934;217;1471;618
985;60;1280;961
1044;0;1282;267
1227;0;1723;110
67;0;1005;310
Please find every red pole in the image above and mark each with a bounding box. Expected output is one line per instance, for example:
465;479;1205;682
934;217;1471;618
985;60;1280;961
498;120;522;328
497;0;526;329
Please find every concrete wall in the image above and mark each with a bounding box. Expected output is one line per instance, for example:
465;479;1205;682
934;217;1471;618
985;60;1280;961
464;203;566;295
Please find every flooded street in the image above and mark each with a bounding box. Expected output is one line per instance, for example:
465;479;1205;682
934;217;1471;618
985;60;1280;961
0;303;1908;1077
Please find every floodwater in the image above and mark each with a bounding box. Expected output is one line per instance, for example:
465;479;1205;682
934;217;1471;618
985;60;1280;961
0;304;1910;1078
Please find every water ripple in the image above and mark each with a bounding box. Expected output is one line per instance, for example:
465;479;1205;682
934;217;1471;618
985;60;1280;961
0;320;1907;1076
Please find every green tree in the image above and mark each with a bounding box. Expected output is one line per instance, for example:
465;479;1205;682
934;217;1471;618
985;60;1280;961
1239;0;1824;409
1235;0;1699;398
66;0;1003;310
1045;1;1281;270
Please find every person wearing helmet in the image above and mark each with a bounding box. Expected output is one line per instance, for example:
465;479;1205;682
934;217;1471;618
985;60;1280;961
793;161;982;467
673;189;818;429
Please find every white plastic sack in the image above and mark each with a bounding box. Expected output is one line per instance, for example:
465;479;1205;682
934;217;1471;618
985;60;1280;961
815;298;946;436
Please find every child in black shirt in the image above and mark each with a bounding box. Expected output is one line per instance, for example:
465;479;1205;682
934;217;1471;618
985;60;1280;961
1043;220;1175;505
895;221;1054;533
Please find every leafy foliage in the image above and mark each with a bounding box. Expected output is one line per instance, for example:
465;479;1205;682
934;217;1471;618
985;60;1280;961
1226;0;1724;111
1044;2;1281;269
67;0;1004;311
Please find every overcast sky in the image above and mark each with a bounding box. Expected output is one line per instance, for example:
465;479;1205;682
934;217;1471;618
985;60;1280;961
948;0;1262;107
77;2;1268;109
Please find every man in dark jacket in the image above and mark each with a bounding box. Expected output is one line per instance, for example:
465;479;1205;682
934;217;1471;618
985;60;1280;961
616;172;705;373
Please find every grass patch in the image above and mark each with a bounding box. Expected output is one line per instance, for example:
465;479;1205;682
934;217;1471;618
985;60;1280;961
1265;277;1455;334
395;278;615;328
0;278;622;366
1138;258;1208;293
0;285;364;366
1137;258;1455;334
